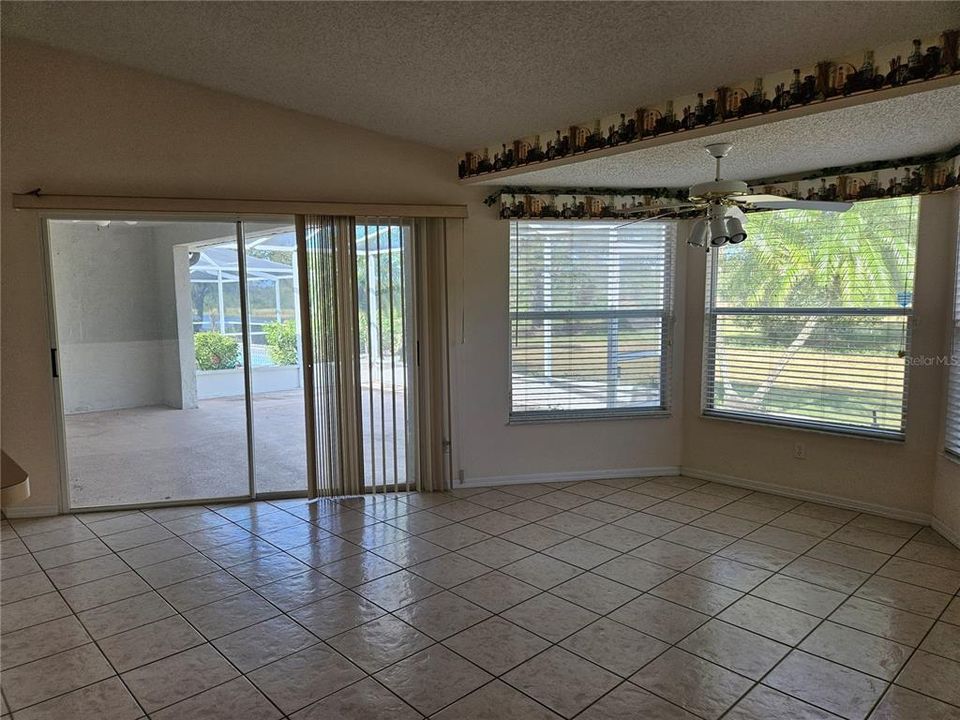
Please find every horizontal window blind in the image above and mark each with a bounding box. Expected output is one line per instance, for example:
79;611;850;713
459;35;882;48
947;211;960;456
510;220;675;420
704;196;919;437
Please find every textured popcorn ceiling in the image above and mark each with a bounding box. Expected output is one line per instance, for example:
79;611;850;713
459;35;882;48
475;84;960;188
2;1;958;151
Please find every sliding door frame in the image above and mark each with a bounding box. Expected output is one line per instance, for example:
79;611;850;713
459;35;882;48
33;202;462;512
234;221;258;499
295;215;320;498
39;215;74;515
40;210;310;512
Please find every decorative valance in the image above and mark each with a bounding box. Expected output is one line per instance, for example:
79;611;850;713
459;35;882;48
487;146;960;220
461;30;959;182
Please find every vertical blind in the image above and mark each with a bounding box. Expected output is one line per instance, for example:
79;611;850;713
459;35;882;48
509;220;675;420
703;196;919;437
303;215;363;496
300;215;451;496
946;209;960;456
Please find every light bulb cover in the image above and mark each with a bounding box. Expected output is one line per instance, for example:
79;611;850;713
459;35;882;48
688;218;708;247
725;216;747;243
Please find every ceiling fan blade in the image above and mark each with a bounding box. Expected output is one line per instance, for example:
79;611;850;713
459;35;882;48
750;200;853;212
617;201;699;215
734;194;787;203
613;211;679;229
724;205;747;222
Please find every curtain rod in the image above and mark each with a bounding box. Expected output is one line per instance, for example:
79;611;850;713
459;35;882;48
11;191;469;219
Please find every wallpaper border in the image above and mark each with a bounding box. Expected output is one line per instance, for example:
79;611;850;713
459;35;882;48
461;29;959;184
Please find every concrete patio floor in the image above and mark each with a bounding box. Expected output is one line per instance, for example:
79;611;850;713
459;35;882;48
65;389;407;509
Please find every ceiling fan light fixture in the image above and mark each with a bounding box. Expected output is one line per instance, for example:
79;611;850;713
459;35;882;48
725;216;747;244
688;218;708;247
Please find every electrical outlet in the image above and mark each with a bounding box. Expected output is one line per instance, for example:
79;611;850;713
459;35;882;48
793;443;806;460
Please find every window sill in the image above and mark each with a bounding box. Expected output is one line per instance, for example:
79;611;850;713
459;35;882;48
700;410;906;443
508;410;671;425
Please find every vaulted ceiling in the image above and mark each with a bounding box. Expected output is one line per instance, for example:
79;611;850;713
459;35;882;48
3;1;958;152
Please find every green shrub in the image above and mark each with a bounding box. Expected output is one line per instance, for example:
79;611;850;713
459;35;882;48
358;309;369;351
264;320;298;365
194;332;240;370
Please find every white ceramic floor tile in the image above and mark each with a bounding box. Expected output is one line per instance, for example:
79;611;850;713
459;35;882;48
502;646;620;718
290;676;421;720
375;644;492;716
1;644;115;711
764;650;887;720
121;643;239;713
1;677;142;720
4;485;959;720
631;647;753;720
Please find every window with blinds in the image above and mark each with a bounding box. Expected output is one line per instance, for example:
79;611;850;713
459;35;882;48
509;220;675;420
946;210;960;457
703;196;919;438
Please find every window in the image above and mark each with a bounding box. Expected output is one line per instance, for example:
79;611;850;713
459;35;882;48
509;220;675;420
946;211;960;457
703;196;919;438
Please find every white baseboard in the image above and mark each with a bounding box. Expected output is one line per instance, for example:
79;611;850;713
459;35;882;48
680;466;932;525
931;516;960;550
1;504;61;519
461;466;680;489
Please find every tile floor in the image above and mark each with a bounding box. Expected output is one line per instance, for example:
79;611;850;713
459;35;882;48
2;476;960;719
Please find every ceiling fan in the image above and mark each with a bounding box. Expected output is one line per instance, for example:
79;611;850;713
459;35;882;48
618;143;853;251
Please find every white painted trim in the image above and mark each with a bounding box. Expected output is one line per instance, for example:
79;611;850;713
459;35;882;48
1;504;61;519
931;516;960;550
680;466;932;525
14;194;468;218
461;466;680;488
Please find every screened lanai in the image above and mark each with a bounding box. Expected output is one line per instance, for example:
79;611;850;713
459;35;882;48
189;231;301;367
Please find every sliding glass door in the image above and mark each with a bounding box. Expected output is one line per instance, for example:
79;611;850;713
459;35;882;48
242;223;308;495
49;219;253;508
48;216;315;510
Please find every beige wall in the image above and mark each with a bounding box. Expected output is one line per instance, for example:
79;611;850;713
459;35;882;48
1;40;679;514
933;193;960;542
682;192;958;522
935;456;960;544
